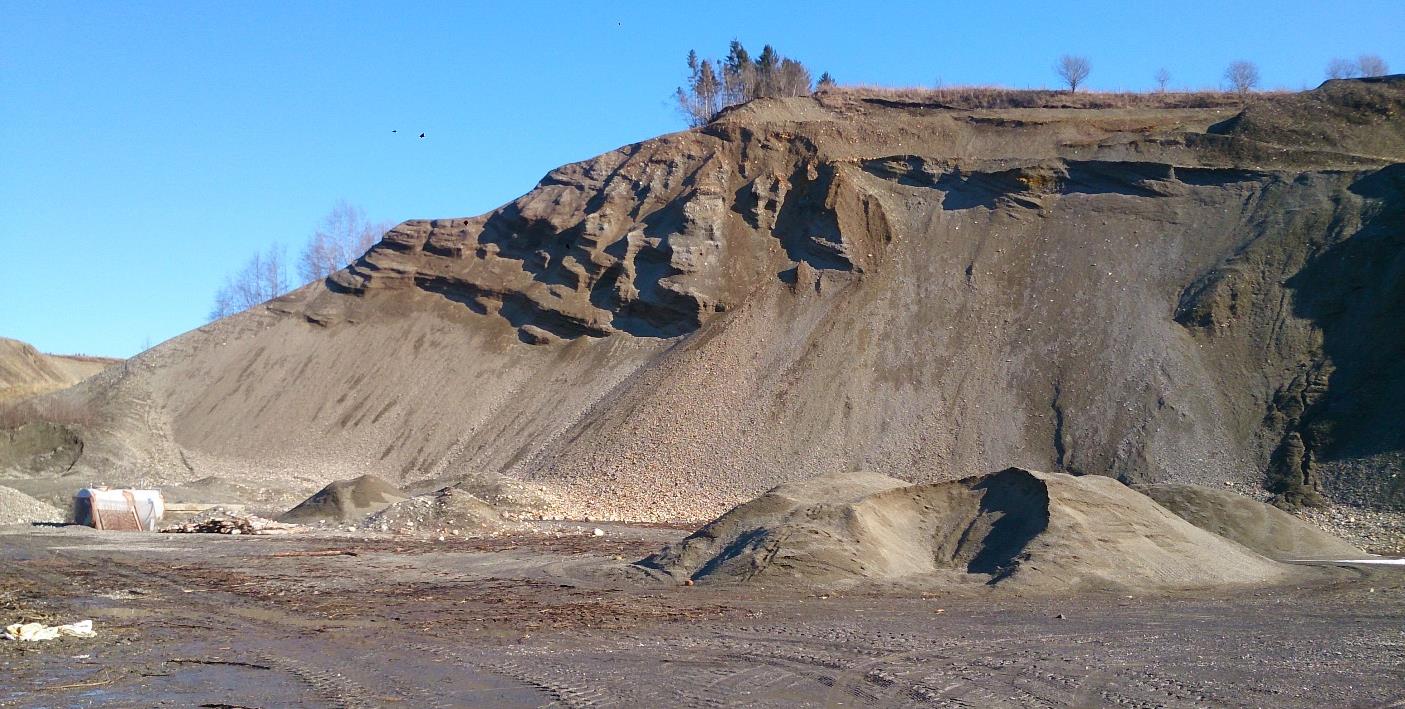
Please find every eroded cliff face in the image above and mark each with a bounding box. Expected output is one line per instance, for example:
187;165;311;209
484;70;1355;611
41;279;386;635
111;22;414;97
324;126;895;343
15;78;1404;519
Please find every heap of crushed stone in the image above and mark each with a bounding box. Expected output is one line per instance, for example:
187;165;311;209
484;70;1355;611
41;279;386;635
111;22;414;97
639;468;1291;591
0;484;64;526
1133;483;1367;560
406;472;560;520
277;474;407;524
364;487;523;536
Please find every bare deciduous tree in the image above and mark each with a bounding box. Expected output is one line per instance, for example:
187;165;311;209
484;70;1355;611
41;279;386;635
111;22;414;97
1056;55;1091;92
775;58;813;97
1154;67;1171;92
1224;60;1260;97
677;41;820;126
209;245;289;321
1357;54;1389;77
1325;57;1359;80
675;51;723;127
297;200;390;283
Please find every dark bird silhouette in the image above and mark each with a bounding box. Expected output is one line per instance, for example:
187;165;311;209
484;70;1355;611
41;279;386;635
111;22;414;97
391;129;397;133
418;133;425;139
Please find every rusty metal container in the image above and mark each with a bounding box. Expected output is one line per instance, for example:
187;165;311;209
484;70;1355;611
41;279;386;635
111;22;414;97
72;488;164;531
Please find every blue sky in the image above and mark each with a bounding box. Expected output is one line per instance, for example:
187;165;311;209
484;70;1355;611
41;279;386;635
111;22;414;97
2;0;1400;357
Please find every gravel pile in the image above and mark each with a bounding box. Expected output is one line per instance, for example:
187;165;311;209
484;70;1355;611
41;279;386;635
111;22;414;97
364;487;523;536
0;484;64;525
1296;505;1405;556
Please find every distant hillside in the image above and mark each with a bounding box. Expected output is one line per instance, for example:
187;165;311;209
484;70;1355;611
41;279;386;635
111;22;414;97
0;337;119;402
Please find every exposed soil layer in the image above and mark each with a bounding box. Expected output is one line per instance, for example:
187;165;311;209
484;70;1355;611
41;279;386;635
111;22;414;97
642;469;1292;590
1;525;1401;707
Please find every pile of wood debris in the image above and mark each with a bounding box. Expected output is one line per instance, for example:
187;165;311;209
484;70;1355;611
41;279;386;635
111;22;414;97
162;510;298;535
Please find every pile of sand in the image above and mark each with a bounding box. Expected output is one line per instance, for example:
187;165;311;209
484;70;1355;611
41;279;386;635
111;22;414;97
364;487;523;535
0;484;64;526
406;472;558;520
277;474;407;524
1134;483;1366;559
640;469;1290;591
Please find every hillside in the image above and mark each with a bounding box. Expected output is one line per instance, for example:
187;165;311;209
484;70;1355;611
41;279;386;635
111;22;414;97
6;77;1403;521
0;337;118;403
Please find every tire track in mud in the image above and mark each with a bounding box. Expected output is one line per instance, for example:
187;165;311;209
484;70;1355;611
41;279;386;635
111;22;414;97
29;549;516;707
256;654;384;709
406;640;621;708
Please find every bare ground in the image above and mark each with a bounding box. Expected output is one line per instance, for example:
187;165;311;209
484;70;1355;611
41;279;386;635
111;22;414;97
2;524;1402;708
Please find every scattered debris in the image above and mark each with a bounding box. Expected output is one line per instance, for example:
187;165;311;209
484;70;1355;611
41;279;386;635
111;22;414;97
5;619;95;641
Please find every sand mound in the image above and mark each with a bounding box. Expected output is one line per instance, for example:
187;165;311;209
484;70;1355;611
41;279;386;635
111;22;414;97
0;484;64;525
364;487;523;535
640;469;1289;591
406;472;558;520
1134;483;1366;560
277;474;407;524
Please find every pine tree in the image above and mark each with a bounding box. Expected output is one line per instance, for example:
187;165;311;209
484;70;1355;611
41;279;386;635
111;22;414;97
755;45;781;98
723;40;756;105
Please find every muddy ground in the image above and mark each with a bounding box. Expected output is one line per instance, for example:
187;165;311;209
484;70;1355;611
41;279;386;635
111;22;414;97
2;523;1402;708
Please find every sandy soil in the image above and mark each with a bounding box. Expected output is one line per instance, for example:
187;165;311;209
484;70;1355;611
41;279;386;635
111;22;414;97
2;523;1402;707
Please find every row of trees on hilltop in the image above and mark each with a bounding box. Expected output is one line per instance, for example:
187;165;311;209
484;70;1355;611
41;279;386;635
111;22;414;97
1057;53;1390;96
675;41;834;126
1325;54;1391;80
209;200;390;320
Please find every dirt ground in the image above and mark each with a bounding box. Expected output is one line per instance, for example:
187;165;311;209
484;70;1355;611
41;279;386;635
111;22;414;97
2;523;1402;708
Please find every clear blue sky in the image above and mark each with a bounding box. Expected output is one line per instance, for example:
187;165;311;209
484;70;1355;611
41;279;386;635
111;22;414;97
2;1;1400;357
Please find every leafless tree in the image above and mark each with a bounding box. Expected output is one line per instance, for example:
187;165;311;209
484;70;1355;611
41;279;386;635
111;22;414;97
1056;55;1091;92
1154;68;1171;92
1224;60;1260;97
775;58;813;97
297;200;390;283
677;41;819;126
1357;54;1389;77
1325;57;1359;80
210;245;289;320
675;51;723;127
